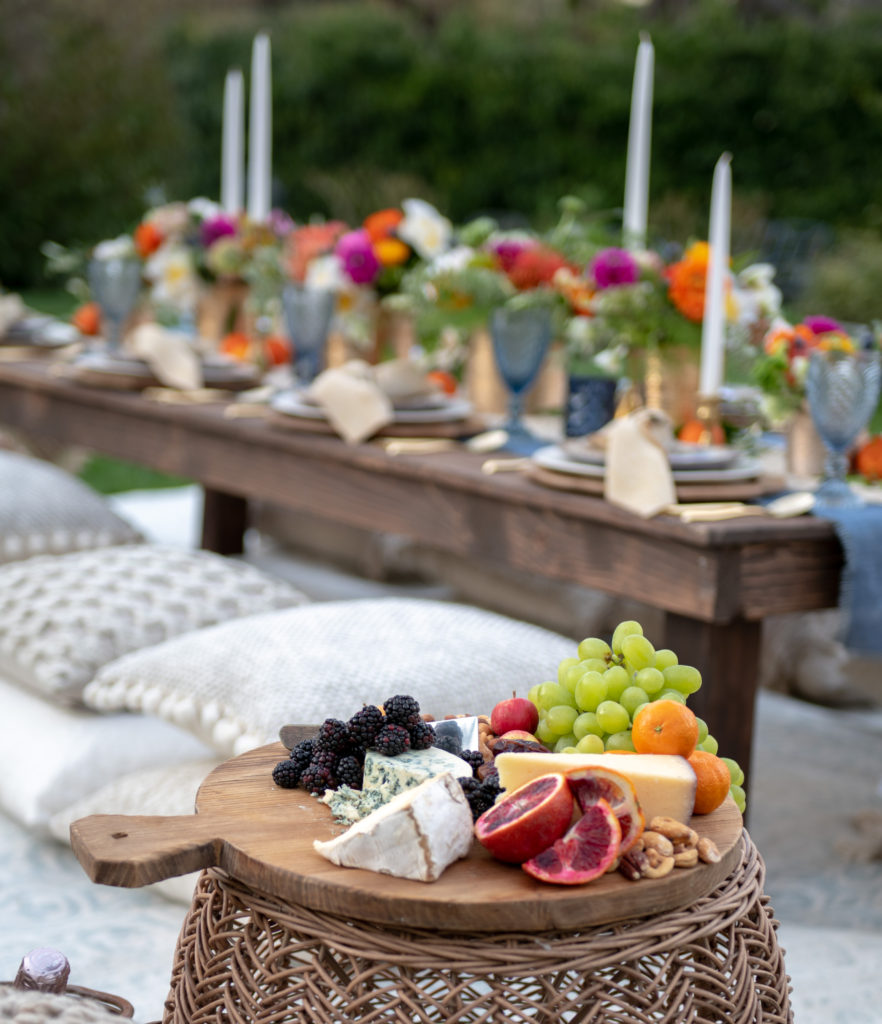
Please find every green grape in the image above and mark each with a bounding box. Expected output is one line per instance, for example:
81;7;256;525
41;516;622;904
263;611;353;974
557;657;581;685
611;619;643;656
698;734;719;755
546;704;579;736
654;648;678;670
573;711;603;740
721;757;745;787
537;682;576;710
577;637;612;662
574;671;607;712
596;700;630;733
634;666;665;696
662;664;702;696
730;784;747;813
535;717;557;745
579;657;609;675
553;733;578;753
621;634;656;672
602;665;630;701
561;746;579;754
695;717;709;743
527;683;544;705
632;701;650;721
605;730;637;752
576;734;605;754
656;688;687;705
620;686;650;717
563;659;606;693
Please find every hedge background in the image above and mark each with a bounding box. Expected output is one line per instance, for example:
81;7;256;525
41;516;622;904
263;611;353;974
4;0;882;305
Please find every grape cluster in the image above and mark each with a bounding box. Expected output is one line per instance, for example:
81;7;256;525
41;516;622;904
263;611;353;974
528;620;747;813
271;695;436;796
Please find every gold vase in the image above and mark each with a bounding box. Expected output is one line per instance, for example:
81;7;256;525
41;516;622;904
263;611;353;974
786;405;826;477
643;345;700;426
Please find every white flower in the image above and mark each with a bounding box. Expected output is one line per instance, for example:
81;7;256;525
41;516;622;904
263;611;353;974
398;198;453;260
144;202;190;238
304;254;345;292
93;235;137;261
188;197;223;221
144;242;199;310
734;262;783;322
427;245;475;276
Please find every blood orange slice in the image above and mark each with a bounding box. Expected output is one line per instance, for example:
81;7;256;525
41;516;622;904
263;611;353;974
564;766;645;854
522;799;621;884
474;773;574;864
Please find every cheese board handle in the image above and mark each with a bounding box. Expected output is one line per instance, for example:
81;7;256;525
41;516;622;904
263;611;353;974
70;813;226;888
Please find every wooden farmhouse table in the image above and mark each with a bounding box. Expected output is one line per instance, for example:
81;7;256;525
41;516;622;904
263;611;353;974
0;361;845;790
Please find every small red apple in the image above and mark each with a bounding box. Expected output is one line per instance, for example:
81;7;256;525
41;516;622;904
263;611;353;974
490;694;539;737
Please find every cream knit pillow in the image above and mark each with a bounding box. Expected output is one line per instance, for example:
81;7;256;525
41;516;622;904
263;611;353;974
84;597;576;756
0;449;142;563
0;544;307;704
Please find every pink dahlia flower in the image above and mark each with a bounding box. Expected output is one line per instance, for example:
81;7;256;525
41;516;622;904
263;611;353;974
201;215;238;249
590;247;640;289
803;315;841;335
336;229;381;285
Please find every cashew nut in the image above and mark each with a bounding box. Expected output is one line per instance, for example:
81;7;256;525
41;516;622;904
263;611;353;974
649;816;698;846
697;837;722;864
673;847;699;868
641;854;675;879
641;831;674;857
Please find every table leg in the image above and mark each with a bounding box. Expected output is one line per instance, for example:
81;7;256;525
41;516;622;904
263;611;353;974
201;488;248;555
663;613;761;802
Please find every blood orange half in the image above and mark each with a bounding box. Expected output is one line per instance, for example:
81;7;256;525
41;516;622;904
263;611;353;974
522;799;621;885
564;766;645;854
474;773;574;864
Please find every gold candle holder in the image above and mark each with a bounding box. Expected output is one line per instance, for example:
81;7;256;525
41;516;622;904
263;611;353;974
693;393;723;446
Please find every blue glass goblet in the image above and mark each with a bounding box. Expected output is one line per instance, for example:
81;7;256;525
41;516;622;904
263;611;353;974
806;348;881;508
88;256;142;352
489;306;553;441
282;285;336;385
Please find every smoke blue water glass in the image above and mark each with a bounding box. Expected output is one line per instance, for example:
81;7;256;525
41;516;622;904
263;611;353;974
282;285;336;385
806;348;881;508
87;257;142;351
489;306;553;440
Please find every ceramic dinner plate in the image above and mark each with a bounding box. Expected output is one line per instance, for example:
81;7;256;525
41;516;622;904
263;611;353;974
561;438;741;472
271;389;473;424
74;350;257;385
1;317;80;348
533;444;763;483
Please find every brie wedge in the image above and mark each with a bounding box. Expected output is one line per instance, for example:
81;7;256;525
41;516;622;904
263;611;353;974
313;772;473;882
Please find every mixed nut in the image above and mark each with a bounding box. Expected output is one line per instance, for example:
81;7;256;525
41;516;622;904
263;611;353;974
618;816;721;881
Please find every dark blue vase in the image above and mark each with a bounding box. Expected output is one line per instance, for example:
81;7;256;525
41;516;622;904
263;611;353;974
564;375;619;437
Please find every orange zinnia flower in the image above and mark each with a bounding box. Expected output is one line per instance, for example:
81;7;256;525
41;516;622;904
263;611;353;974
134;221;163;258
364;208;404;243
667;241;710;322
286;221;347;282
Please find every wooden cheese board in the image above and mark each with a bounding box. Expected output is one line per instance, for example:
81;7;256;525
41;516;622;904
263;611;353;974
70;742;744;934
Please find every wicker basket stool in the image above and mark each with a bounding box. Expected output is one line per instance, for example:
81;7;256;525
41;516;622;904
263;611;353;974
161;830;791;1024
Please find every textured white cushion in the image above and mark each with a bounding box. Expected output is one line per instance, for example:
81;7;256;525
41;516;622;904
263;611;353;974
0;449;142;562
0;544;307;704
0;675;217;834
49;758;221;905
84;597;576;756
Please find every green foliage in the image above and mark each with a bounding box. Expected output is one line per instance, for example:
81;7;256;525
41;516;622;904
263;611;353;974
800;231;882;325
78;455;191;495
7;1;882;291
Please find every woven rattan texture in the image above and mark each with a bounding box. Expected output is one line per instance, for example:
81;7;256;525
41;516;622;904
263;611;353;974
162;832;792;1024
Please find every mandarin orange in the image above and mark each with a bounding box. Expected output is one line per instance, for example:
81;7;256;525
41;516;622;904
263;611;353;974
687;750;732;815
631;700;699;758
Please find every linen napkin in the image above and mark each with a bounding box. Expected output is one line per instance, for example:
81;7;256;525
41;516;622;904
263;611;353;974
0;293;26;337
309;360;395;444
603;409;677;517
128;322;203;391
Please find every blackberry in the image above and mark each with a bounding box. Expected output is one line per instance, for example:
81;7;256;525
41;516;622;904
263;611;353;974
382;695;422;729
458;776;482;795
315;718;351;753
466;788;497;821
458;750;485;776
432;733;462;757
481;777;502;801
309;748;339;773
301;765;336;796
408;720;435;751
289;740;315;771
372;723;411;756
347;705;385;748
271;759;302;789
336;755;363;789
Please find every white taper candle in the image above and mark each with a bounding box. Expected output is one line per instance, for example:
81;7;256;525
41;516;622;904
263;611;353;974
699;153;733;397
247;32;272;223
221;69;244;215
623;33;654;251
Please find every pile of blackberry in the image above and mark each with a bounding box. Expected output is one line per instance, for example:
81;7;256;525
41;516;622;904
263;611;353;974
271;694;438;796
455;759;502;821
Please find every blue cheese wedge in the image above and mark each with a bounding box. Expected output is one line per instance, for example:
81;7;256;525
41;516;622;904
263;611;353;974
313;772;473;882
363;746;471;799
320;785;386;826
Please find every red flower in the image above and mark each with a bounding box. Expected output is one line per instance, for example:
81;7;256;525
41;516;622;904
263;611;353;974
506;245;572;291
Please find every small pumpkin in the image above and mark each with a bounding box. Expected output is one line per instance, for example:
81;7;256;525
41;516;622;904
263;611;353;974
677;417;725;445
855;435;882;480
71;302;101;336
